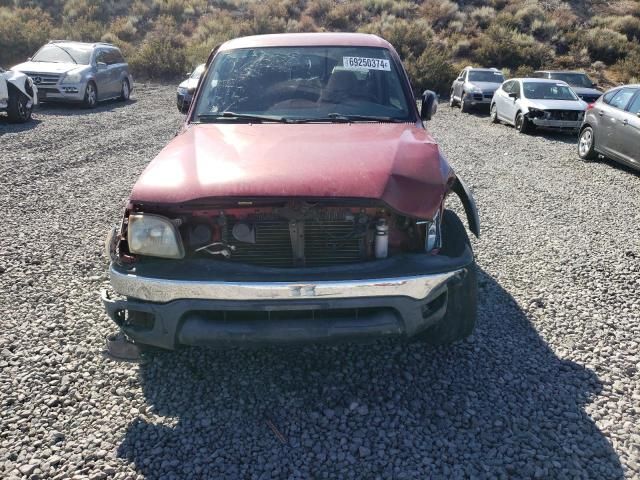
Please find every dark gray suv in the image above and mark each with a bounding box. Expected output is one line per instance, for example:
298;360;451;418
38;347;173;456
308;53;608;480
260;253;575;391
578;85;640;170
534;70;602;104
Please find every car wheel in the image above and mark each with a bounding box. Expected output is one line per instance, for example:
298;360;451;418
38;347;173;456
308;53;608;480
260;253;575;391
6;88;32;123
515;112;532;134
120;79;130;101
578;126;598;161
449;92;457;108
415;210;477;346
83;81;97;108
490;103;499;124
460;93;469;113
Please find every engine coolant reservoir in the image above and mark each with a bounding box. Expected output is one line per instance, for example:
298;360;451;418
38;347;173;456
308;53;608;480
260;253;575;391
375;218;389;259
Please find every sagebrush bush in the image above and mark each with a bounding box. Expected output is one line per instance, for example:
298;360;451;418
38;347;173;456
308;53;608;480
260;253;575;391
405;44;457;95
580;27;629;64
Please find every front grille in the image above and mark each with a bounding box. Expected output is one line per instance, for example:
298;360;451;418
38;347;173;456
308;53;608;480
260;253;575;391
224;216;368;268
483;93;493;99
546;110;582;121
472;93;483;101
25;72;60;86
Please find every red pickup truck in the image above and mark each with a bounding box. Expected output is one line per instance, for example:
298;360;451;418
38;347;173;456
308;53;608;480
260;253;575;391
102;33;480;352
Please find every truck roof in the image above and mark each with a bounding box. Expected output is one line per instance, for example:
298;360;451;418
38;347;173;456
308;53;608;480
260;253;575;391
219;33;393;51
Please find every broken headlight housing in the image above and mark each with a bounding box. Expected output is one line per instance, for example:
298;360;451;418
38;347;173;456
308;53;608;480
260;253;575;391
127;214;185;259
422;210;442;252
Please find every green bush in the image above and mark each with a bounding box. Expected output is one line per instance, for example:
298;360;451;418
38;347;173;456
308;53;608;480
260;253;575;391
475;25;553;70
129;15;186;79
404;43;457;95
580;27;629;64
0;7;53;66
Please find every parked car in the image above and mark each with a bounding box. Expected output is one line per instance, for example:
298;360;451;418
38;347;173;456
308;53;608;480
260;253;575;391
12;40;133;108
450;66;505;112
534;70;602;103
102;33;480;353
578;85;640;170
177;63;205;113
0;66;37;122
490;78;587;133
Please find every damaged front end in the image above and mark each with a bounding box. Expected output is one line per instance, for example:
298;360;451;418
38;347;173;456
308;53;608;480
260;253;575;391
107;199;450;269
0;67;38;123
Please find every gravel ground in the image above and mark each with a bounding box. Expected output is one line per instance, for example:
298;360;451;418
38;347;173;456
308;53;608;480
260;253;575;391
1;85;639;479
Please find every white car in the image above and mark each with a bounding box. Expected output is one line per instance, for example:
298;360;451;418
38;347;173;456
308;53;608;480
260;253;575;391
490;78;587;133
0;67;38;123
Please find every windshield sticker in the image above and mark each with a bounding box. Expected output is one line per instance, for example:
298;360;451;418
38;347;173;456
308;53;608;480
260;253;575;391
343;56;391;71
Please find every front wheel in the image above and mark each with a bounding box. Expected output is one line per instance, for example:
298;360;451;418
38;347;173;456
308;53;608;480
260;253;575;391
6;89;32;123
460;93;470;113
120;79;130;101
515;112;532;134
490;104;499;124
449;92;457;108
578;126;598;160
83;81;97;108
415;210;477;346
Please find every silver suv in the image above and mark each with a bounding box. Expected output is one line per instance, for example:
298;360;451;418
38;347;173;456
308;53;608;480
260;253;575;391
12;40;133;108
450;66;505;113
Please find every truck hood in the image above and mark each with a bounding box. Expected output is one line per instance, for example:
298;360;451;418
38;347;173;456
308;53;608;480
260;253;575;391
11;61;80;75
131;123;452;219
571;86;602;96
468;81;502;92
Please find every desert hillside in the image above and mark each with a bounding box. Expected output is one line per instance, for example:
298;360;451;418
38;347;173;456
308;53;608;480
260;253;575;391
1;0;638;92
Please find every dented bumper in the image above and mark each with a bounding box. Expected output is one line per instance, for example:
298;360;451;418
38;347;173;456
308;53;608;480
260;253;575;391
102;248;473;349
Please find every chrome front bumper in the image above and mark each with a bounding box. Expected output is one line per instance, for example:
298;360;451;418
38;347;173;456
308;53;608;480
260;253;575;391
109;265;462;303
103;261;471;349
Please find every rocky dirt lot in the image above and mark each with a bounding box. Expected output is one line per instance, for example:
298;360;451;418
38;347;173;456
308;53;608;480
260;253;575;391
1;85;639;479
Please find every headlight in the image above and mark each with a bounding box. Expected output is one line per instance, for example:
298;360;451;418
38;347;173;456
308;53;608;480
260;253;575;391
527;108;546;119
177;87;188;95
61;71;82;84
127;214;184;259
469;86;482;93
424;210;442;252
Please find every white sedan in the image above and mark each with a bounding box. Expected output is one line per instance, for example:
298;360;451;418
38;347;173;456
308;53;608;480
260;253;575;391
490;78;587;133
0;67;38;123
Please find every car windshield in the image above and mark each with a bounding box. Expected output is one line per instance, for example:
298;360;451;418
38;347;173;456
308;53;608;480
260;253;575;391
547;73;594;88
523;82;578;100
191;64;205;79
32;44;92;65
468;70;504;83
192;46;413;122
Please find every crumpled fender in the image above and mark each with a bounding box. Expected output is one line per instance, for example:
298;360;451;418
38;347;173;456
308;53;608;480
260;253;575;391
4;70;38;104
450;174;480;238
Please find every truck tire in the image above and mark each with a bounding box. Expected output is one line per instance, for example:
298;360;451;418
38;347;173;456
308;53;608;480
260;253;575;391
415;210;478;346
6;86;32;123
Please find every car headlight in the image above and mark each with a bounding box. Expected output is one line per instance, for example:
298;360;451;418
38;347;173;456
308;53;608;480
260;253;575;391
469;86;482;93
61;71;82;84
127;214;184;259
177;86;188;95
527;108;546;119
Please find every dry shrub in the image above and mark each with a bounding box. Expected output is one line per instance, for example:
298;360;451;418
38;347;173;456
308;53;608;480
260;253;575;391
580;27;629;64
129;15;186;79
404;43;457;95
475;24;553;70
420;0;460;30
0;7;53;66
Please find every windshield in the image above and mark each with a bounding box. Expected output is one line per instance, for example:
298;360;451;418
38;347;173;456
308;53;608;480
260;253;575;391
192;46;413;122
523;82;578;101
32;44;92;65
547;72;594;88
191;64;206;79
468;70;504;83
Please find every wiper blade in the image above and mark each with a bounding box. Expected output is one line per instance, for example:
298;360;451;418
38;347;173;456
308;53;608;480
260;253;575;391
50;44;77;64
325;113;406;123
197;112;290;123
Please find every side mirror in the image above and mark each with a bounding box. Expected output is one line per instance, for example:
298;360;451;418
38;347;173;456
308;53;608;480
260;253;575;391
186;71;192;77
457;77;464;81
508;92;519;99
97;62;107;70
421;90;437;121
